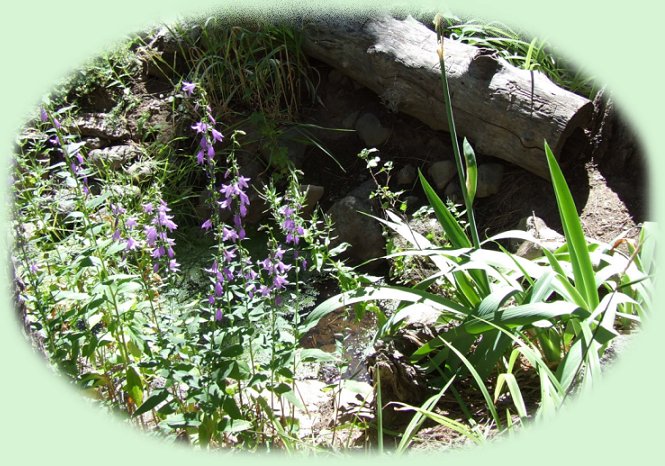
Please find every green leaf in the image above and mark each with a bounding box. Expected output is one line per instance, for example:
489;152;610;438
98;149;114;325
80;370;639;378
391;401;483;446
219;418;252;433
637;221;657;276
495;373;528;419
133;390;169;417
544;141;598;310
464;301;587;334
299;348;340;363
463;138;477;203
418;169;470;249
431;337;502;430
342;379;373;396
125;366;144;406
303;285;469;335
281;389;306;411
53;290;90;302
198;414;216;447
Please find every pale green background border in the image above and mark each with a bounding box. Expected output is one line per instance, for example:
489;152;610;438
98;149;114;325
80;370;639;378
1;1;662;464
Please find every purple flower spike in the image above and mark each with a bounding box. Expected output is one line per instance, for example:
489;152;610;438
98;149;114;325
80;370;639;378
182;81;196;96
145;226;158;246
192;121;208;134
142;203;154;214
168;259;180;272
40;107;48;122
222;226;238;242
215;309;223;322
125;237;138;251
211;128;224;143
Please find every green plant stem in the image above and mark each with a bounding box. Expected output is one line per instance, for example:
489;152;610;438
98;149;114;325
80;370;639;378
435;41;482;251
50;118;132;374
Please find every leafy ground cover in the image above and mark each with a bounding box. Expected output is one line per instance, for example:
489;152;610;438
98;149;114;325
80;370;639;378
10;11;654;454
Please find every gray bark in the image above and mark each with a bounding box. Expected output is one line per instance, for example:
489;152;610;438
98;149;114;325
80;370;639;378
301;15;594;178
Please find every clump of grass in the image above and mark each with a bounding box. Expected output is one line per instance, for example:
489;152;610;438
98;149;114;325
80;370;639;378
433;13;599;98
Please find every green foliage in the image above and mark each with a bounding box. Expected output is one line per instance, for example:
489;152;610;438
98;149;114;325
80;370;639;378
11;11;651;454
439;14;598;98
308;14;654;448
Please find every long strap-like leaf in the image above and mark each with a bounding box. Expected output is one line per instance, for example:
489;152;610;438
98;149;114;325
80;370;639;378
544;142;599;310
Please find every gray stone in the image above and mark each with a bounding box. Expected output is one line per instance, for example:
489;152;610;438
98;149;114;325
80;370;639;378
260;127;308;170
105;184;141;199
428;160;456;190
476;163;504;198
237;151;265;182
513;215;565;259
73;113;130;141
327;194;385;268
444;180;462;204
355;112;391;148
125;160;157;183
348;179;377;201
403;195;420;213
301;184;325;218
279;127;308;169
244;184;269;225
83;137;104;150
342;111;360;130
396;164;417;186
88;144;142;170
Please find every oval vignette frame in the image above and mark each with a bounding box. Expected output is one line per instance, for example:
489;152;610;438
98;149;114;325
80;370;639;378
0;1;662;466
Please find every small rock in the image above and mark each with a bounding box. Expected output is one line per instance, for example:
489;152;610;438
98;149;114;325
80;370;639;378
73;113;130;141
244;186;269;225
88;145;142;170
125;160;157;183
403;195;420;213
513;215;565;259
105;183;141;199
355;112;390;148
342;111;360;130
428;160;456;190
396;164;417;186
476;163;504;198
397;303;441;328
348;179;376;201
301;184;325;217
83;137;104;150
261;127;308;170
444;180;462;204
327;194;385;268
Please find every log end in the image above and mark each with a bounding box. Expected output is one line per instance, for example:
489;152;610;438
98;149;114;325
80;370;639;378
555;100;595;166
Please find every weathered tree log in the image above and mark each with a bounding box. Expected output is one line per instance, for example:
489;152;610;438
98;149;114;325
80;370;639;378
301;15;594;178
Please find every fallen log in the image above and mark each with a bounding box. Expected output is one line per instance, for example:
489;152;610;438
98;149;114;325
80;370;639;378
301;15;594;178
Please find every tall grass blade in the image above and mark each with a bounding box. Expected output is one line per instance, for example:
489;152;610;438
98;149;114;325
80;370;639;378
544;142;599;310
395;375;458;453
418;169;470;248
434;337;502;430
